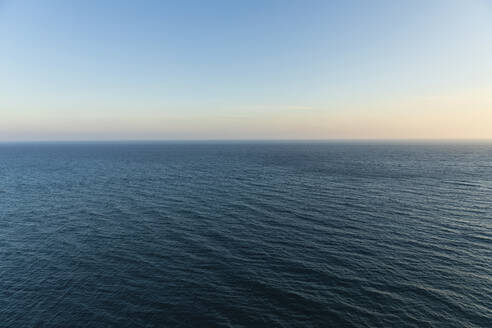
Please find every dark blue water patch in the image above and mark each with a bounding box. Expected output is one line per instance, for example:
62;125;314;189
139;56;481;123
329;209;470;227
0;142;491;327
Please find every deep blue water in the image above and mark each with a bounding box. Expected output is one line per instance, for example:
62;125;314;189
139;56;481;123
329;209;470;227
0;142;491;327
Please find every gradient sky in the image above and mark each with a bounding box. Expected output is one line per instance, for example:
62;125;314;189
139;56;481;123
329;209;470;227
1;0;491;140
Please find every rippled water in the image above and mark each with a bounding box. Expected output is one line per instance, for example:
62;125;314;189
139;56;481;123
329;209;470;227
0;142;491;327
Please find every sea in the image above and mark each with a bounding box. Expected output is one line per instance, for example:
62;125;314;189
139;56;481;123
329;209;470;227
0;142;491;327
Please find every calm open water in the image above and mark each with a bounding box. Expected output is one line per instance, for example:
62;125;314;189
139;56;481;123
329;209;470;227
0;142;491;327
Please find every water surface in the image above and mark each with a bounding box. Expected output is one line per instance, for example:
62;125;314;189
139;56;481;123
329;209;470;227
1;142;491;327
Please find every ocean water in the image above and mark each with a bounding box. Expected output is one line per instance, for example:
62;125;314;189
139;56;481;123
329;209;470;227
0;142;491;327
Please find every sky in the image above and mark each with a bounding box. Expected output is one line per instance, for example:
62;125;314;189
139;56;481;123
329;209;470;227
1;0;491;141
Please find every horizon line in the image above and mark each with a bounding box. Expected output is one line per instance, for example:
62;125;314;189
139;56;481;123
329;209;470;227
1;138;492;144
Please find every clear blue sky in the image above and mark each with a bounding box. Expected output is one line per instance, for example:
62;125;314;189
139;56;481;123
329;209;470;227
1;0;491;140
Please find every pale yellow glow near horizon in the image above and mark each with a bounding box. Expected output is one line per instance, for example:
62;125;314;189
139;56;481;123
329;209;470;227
2;88;491;141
